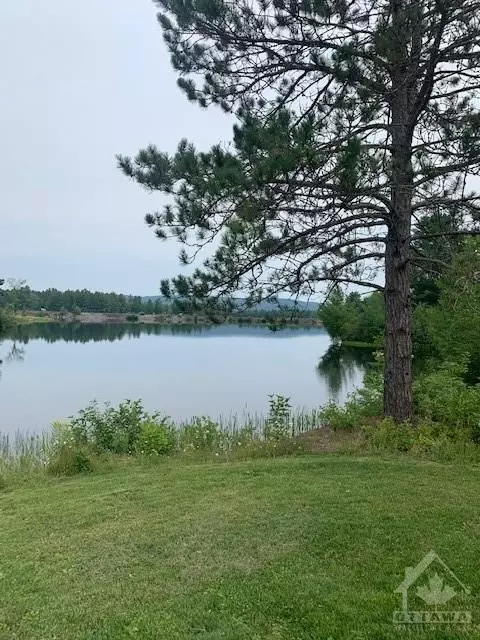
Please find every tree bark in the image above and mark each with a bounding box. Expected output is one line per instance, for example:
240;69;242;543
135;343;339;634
384;211;413;422
384;65;414;422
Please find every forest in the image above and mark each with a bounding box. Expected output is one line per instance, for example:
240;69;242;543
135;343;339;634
0;285;167;316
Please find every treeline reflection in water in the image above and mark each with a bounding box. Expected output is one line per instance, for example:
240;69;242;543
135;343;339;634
1;322;326;345
317;344;375;399
0;323;372;400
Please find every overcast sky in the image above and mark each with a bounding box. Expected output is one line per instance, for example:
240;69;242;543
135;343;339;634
1;1;233;294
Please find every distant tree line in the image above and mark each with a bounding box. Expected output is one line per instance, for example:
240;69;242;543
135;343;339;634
0;286;169;315
0;282;317;320
0;279;14;332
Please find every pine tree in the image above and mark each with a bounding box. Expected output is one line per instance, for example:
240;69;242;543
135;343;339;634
145;299;155;315
119;0;480;420
411;206;466;305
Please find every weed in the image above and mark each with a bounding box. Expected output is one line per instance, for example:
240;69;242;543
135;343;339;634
47;444;94;476
179;417;227;452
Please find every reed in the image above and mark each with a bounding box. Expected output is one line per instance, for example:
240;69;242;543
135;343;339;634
0;402;321;466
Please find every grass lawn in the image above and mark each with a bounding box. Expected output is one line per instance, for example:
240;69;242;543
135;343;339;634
0;455;479;639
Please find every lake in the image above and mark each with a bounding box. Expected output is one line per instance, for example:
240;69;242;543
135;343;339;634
0;324;367;434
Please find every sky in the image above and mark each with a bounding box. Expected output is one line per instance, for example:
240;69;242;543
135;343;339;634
1;0;233;294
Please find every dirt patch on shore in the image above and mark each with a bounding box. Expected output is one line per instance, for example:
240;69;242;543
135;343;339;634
297;426;366;453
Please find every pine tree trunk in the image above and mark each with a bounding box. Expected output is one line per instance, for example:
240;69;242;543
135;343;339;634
384;215;413;422
384;82;414;422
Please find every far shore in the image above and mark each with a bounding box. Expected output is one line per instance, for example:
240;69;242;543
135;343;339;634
14;310;323;328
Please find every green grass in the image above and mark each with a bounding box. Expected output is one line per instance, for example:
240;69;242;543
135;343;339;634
13;314;51;325
340;340;380;349
0;455;479;639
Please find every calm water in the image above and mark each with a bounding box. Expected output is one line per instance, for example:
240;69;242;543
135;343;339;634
0;324;367;434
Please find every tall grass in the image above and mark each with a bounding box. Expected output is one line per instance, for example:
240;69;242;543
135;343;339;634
0;430;51;464
0;431;51;487
196;406;322;438
0;403;322;471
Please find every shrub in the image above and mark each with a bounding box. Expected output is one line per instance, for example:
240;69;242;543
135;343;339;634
352;365;383;415
264;394;292;440
318;401;360;431
414;362;480;433
135;420;176;456
47;422;94;476
363;418;414;453
361;417;480;462
179;417;227;452
126;314;139;322
47;444;94;476
70;400;166;454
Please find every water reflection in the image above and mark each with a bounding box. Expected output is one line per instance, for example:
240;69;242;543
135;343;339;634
1;325;371;395
317;344;374;399
0;323;368;432
3;342;25;364
2;322;318;345
0;341;25;380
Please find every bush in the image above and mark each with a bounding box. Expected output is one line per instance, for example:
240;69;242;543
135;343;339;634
414;362;480;434
47;422;94;476
353;365;383;415
135;420;176;456
318;401;360;431
70;400;168;454
126;314;139;322
363;418;414;453
47;444;94;476
362;417;480;462
264;394;292;440
179;417;227;452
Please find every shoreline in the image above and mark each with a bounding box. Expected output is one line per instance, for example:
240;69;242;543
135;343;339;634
14;311;323;328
